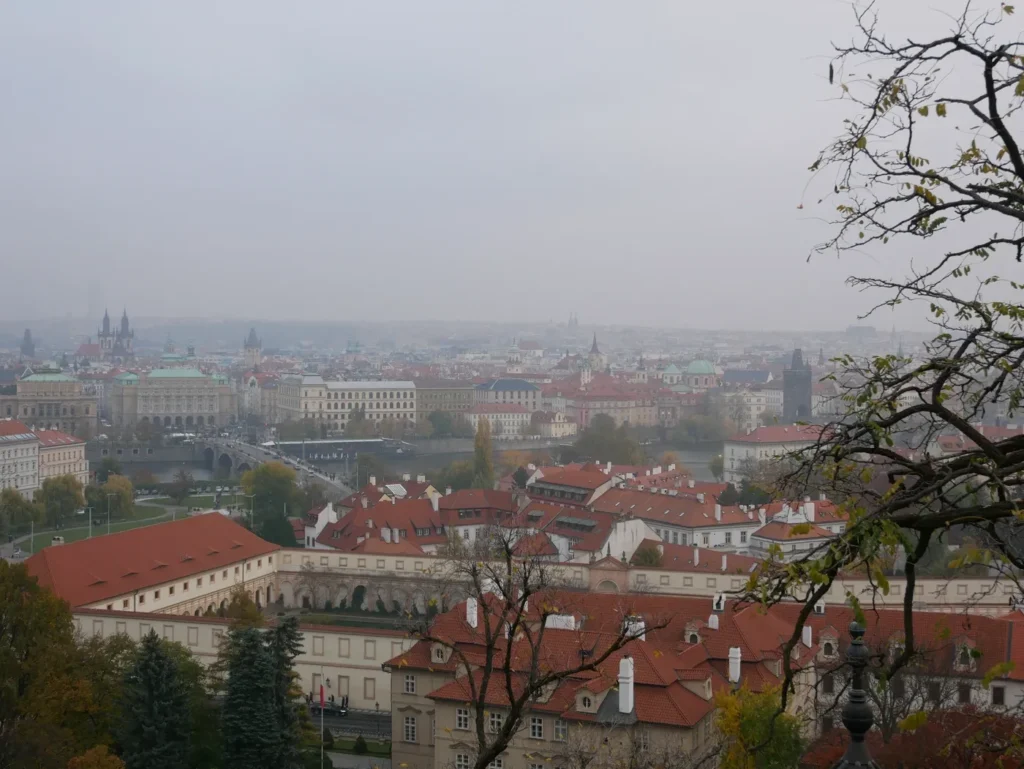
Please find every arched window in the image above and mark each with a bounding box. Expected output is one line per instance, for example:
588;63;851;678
823;641;835;657
959;646;972;666
582;696;592;709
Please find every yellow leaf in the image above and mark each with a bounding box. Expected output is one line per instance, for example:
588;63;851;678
854;136;867;150
899;711;929;732
936;102;947;117
1016;75;1024;97
918;105;929;117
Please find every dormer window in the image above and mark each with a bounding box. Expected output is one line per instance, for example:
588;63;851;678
822;641;835;658
581;696;592;709
959;646;970;666
688;633;699;644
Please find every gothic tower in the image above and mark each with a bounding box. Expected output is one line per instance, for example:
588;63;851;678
244;327;262;369
783;348;812;423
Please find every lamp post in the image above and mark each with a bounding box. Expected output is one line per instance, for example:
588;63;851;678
831;622;879;769
375;701;380;742
86;507;93;539
241;493;256;530
106;493;116;535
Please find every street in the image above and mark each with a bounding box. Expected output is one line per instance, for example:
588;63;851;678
317;708;391;739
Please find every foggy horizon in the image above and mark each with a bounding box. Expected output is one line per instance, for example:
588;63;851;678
0;1;980;330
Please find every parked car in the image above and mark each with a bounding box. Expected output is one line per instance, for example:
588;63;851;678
310;695;348;717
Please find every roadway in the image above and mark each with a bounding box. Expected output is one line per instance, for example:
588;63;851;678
315;708;392;739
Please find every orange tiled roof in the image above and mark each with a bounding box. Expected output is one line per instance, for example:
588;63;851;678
26;514;279;608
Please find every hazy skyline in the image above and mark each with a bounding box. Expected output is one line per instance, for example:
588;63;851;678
0;1;984;330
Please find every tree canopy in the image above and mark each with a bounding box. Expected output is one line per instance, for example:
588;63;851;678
36;474;85;529
473;418;495;489
573;414;644;465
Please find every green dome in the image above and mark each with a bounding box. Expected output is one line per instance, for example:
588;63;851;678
686;359;716;375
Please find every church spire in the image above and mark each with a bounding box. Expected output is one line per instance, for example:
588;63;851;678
590;333;600;354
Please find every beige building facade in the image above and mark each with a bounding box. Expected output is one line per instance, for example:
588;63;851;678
278;376;417;430
110;368;238;429
36;430;90;487
0;373;99;437
0;419;40;500
415;380;476;423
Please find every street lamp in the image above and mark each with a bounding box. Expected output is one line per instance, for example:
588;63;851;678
106;493;116;535
375;701;380;742
85;507;93;539
241;493;256;530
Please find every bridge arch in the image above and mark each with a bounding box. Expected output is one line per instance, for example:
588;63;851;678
350;584;368;612
217;453;233;474
203;447;214;469
237;462;252;474
596;580;619;593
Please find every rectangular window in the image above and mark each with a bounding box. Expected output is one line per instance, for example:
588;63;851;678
701;533;709;546
958;683;972;704
488;759;503;769
313;636;324;656
154;590;160;599
660;575;670;586
928;682;941;701
405;674;416;694
489;711;504;733
122;599;129;608
404;716;417;743
338;676;349;696
740;531;747;544
683;576;693;587
554;719;568;742
365;640;376;659
116;621;127;635
456;708;470;730
358;558;367;568
188;626;199;646
338;638;350;657
456;755;471;769
725;532;732;545
364;677;376;700
376;559;386;569
823;673;834;694
993;686;1006;706
320;556;328;566
169;586;175;595
706;578;716;588
530;716;544;739
197;577;203;586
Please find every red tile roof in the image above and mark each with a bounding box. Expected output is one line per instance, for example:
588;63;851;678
534;467;612;491
34;429;85;448
0;419;34;439
26;514;279;608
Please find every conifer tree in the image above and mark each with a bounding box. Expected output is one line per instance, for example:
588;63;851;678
117;630;191;769
473;418;495;489
222;626;277;769
266;617;305;769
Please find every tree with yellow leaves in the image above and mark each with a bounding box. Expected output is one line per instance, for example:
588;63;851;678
715;686;804;769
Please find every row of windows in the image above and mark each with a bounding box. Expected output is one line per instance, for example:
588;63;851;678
5;404;91;417
312;672;377;701
310;635;403;661
114;558;270;607
449;708;567;741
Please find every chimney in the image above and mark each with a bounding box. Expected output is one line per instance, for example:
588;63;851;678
708;614;719;630
728;647;742;683
758;509;766;526
618;656;635;714
417;474;426;483
390;496;396;505
607;461;612;472
688;479;695;489
668;463;675;471
369;475;376;487
802;625;813;648
446;486;452;496
694;547;700;566
466;596;478;628
805;501;815;522
721;554;727;572
715;504;722;521
697;493;705;504
402;473;411;482
382;528;392;543
819;492;827;502
431;495;439;513
747;509;753;521
361;496;369;509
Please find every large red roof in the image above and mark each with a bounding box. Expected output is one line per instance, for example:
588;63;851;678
725;424;825;444
26;514;279;608
34;429;85;448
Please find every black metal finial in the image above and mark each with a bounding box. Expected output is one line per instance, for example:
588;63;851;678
831;621;879;769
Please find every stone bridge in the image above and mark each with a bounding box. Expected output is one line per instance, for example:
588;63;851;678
198;439;354;499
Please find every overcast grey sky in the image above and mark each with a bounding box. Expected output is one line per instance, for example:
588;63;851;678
0;1;996;329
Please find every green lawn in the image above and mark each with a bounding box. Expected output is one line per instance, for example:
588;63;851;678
22;513;175;553
329;738;391;757
148;494;219;508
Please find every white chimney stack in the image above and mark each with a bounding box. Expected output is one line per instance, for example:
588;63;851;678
708;614;719;630
417;474;426;483
715;504;722;521
805;501;815;522
697;493;705;504
728;647;742;683
618;656;635;714
802;625;813;648
694;547;700;566
382;528;392;543
819;492;827;502
688;479;695;489
431;495;439;513
369;475;376;488
721;554;727;572
390;495;396;504
446;486;452;496
758;509;766;526
466;596;478;628
402;473;411;482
